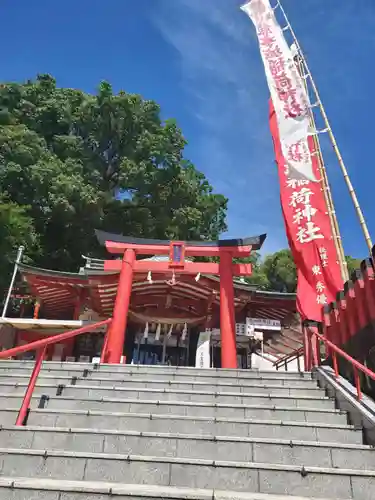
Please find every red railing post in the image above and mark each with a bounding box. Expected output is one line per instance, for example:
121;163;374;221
332;351;339;378
303;324;312;371
313;332;321;367
353;366;362;401
15;345;47;426
100;327;110;363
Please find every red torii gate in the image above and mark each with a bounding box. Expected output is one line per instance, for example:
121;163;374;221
96;230;266;368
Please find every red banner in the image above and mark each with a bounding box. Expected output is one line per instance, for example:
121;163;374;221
269;101;343;321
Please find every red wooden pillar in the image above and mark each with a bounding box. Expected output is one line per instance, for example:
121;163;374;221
219;251;237;369
106;248;135;364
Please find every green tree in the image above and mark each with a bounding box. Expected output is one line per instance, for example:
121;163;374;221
246;249;297;293
0;195;40;294
0;75;227;297
345;255;361;277
246;249;362;293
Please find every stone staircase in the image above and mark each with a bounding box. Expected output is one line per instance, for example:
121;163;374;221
0;361;374;499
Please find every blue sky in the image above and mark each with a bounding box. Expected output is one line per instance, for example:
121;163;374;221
2;0;375;257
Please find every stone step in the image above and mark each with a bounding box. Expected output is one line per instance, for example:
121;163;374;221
0;392;336;416
0;408;359;443
0;392;343;421
0;361;313;379
0;372;319;390
0;367;314;387
0;382;325;400
0;448;373;498
0;477;351;500
0;426;371;469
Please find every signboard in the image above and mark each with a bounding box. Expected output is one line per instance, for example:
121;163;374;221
195;331;211;369
246;317;281;331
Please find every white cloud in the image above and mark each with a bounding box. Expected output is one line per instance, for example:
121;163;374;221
152;0;285;246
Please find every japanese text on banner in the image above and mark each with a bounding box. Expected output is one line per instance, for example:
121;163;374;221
241;0;317;181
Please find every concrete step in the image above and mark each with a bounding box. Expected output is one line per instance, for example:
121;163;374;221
0;392;345;422
0;448;373;498
0;408;359;443
0;393;337;417
0;372;319;390
0;361;313;378
0;382;326;401
0;477;351;500
0;366;314;387
0;425;372;469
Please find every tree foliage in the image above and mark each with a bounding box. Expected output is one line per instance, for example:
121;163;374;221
247;249;362;293
0;75;227;296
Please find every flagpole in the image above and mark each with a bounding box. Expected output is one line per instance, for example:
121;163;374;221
295;53;349;282
274;0;373;255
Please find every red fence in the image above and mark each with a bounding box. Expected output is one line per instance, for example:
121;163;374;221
319;258;375;351
302;253;375;399
0;319;112;426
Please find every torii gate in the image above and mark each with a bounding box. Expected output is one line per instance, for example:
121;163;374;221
96;230;266;369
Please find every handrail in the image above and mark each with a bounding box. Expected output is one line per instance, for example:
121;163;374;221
0;318;112;425
308;327;375;400
0;319;111;359
273;347;304;368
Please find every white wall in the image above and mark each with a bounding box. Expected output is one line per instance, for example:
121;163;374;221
251;352;305;372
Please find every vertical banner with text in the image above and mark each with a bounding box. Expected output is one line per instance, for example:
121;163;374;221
242;0;343;321
270;102;343;321
242;0;316;181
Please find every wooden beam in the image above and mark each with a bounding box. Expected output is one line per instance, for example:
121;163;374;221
272;338;299;351
130;294;206;314
104;260;252;277
105;240;253;258
281;332;303;345
27;278;81;293
255;352;277;364
265;343;290;356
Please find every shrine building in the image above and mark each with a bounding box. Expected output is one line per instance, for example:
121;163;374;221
0;231;301;370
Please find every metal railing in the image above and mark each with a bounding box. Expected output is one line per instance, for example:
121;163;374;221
273;347;304;372
0;318;112;425
305;323;375;401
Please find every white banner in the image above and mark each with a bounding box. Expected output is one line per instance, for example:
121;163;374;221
241;0;317;181
195;331;211;369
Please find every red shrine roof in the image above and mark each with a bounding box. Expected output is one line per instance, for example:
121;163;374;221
15;257;301;360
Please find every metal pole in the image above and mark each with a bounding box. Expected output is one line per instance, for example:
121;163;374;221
275;0;373;253
295;55;349;282
1;246;24;318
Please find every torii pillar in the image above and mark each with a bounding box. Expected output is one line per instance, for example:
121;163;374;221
219;251;237;368
95;230;266;367
105;249;135;364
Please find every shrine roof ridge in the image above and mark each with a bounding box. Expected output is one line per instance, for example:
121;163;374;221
95;230;267;250
18;263;87;280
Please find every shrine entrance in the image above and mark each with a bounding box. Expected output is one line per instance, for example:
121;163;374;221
96;230;266;369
